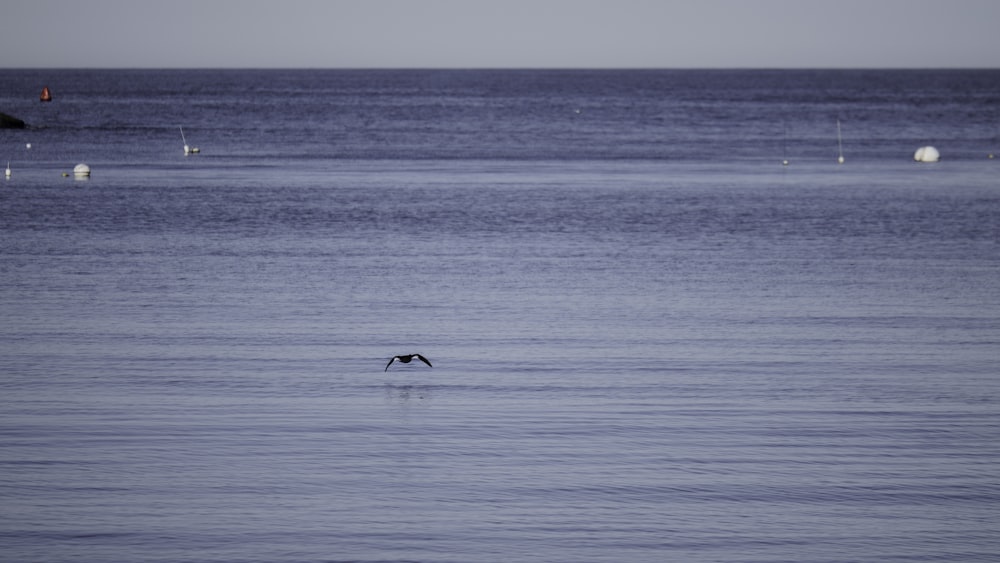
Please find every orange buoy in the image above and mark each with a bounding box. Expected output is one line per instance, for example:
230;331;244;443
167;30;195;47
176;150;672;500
40;86;52;102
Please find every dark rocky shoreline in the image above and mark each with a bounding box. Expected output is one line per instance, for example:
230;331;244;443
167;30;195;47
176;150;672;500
0;111;27;129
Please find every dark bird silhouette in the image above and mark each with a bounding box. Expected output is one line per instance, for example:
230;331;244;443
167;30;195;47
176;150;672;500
385;353;433;372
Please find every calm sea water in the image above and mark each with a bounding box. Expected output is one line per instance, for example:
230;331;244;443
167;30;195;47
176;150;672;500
2;69;999;562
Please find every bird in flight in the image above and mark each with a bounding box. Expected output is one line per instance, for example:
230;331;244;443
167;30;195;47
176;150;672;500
385;354;433;372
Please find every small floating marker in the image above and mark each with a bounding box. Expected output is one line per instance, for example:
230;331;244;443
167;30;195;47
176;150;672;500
40;86;52;102
989;153;995;159
836;119;845;164
781;124;789;167
73;163;91;178
25;143;31;150
5;161;11;179
180;126;200;155
914;146;940;163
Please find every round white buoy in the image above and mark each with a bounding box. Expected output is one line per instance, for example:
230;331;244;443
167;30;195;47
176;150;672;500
5;162;11;178
26;143;31;150
73;163;91;177
838;155;845;165
914;146;940;163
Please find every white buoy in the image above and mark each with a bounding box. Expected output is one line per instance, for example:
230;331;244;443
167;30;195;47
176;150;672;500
781;124;789;166
26;143;31;150
180;126;200;155
914;146;940;163
837;119;845;164
5;161;10;178
73;163;91;177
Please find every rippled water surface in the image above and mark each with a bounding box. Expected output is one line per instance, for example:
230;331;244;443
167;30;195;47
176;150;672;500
2;70;999;562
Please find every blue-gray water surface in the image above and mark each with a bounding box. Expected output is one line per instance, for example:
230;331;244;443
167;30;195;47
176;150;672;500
2;70;999;562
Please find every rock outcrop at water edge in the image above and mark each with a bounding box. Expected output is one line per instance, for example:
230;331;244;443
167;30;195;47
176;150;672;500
0;111;27;129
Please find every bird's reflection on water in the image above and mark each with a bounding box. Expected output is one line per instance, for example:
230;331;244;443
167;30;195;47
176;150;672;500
384;383;433;407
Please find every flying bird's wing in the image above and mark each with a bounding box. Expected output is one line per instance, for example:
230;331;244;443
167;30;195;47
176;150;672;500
385;356;397;372
415;354;432;367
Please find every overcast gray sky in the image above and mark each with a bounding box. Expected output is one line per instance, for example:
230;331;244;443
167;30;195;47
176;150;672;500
2;0;998;68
